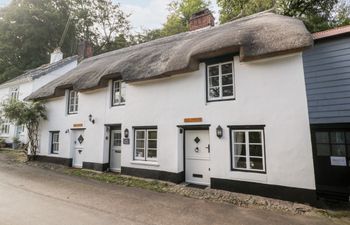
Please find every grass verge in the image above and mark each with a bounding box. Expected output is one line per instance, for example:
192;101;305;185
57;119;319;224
0;148;27;163
64;168;170;193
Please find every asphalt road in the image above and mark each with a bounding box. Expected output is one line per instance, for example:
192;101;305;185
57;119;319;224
0;156;340;225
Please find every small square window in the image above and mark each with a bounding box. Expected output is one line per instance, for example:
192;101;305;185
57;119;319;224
231;129;265;172
134;128;157;161
207;61;235;102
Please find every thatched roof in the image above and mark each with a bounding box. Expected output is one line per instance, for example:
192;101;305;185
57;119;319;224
27;12;313;100
0;56;78;88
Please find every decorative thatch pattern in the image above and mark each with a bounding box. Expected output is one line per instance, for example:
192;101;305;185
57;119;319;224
27;12;313;100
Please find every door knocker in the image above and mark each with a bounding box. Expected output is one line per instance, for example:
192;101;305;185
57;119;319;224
78;150;82;154
195;147;200;153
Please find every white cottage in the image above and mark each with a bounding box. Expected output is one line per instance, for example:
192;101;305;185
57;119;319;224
27;11;317;204
0;49;77;146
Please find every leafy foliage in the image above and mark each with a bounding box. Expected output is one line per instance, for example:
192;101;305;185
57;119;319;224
0;0;130;84
217;0;350;32
1;100;47;159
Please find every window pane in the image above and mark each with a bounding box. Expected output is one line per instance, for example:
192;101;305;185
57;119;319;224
234;157;246;169
209;87;220;98
148;131;157;139
136;140;144;148
222;63;232;74
316;144;330;156
315;132;329;144
222;75;233;85
331;144;346;156
250;158;263;170
234;132;245;143
249;132;262;143
250;145;262;156
209;66;219;76
331;132;345;144
234;144;246;155
148;150;157;158
209;77;219;86
222;85;233;97
135;149;144;158
148;140;157;149
136;131;145;139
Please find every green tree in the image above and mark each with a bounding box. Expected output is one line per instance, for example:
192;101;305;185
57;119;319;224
217;0;350;32
162;0;211;36
1;100;47;159
0;0;77;83
70;0;131;54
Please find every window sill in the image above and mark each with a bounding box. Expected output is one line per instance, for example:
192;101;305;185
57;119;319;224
231;168;266;174
130;161;159;167
207;98;235;103
111;104;126;107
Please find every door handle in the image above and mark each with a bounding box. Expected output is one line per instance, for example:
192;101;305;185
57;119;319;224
205;144;210;153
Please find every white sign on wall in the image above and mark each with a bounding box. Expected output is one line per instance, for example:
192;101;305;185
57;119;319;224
330;156;347;167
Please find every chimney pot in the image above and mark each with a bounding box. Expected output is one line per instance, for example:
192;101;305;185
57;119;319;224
50;47;63;64
78;40;93;62
189;8;215;31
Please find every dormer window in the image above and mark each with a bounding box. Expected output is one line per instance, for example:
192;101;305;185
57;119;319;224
112;80;126;106
207;61;235;102
68;90;78;114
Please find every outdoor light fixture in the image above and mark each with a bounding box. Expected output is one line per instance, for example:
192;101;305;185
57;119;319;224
88;114;95;124
124;128;129;138
65;129;70;134
216;125;223;138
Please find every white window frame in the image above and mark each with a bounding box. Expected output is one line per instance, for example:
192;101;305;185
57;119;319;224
112;80;126;106
1;118;10;135
134;128;158;162
231;129;266;172
51;132;60;154
9;87;19;101
68;90;79;114
207;61;235;101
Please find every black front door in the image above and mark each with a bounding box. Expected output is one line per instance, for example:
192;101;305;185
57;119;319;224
311;125;350;201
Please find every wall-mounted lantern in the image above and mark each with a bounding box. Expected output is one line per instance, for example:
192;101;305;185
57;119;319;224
216;125;223;139
88;114;95;124
65;129;70;134
124;128;129;138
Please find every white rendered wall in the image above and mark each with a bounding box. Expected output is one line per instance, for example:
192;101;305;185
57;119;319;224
38;53;315;190
0;60;77;144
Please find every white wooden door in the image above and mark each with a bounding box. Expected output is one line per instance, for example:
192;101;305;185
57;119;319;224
110;129;122;172
72;130;84;168
185;130;210;185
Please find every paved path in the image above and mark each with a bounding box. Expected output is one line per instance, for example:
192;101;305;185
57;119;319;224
0;156;340;225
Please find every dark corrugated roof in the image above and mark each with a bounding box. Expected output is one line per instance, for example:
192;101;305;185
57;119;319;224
1;55;78;86
27;12;313;101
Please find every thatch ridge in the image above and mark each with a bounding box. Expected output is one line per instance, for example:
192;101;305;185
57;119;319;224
27;12;313;100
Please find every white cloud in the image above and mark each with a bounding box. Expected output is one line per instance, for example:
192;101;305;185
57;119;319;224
119;0;220;33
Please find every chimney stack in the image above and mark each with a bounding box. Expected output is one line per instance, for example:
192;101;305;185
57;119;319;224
78;40;93;62
50;48;63;64
189;9;215;31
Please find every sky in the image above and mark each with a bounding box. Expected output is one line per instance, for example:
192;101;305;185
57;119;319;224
0;0;220;32
116;0;220;32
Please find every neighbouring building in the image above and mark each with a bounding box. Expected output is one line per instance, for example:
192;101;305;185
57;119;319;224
27;12;317;204
0;49;78;146
303;26;350;201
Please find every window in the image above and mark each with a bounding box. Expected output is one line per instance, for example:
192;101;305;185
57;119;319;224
231;128;265;172
315;131;349;158
1;119;10;135
50;132;60;154
112;80;126;106
68;90;78;114
207;61;234;101
9;87;19;101
134;128;157;161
